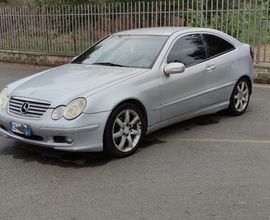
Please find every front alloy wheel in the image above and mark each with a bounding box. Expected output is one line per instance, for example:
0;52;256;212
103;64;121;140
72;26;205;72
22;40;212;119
104;103;146;158
227;78;251;116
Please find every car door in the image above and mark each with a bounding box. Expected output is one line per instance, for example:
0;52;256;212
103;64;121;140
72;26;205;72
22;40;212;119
202;33;236;102
158;33;218;121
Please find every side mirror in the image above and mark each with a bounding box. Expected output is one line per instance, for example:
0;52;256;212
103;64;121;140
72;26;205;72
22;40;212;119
164;63;185;75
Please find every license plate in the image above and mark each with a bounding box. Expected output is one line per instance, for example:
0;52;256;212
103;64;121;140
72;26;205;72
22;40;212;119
10;121;31;136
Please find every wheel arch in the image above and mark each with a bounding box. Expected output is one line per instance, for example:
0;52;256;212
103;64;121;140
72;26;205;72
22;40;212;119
239;75;252;95
104;99;149;133
102;99;148;157
119;99;147;127
227;75;251;116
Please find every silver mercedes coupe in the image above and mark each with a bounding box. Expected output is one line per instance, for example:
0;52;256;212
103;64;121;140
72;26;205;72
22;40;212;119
0;27;255;157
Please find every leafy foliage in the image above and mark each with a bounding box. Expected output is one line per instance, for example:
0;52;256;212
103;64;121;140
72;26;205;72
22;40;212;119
24;0;101;7
257;0;269;19
187;10;249;39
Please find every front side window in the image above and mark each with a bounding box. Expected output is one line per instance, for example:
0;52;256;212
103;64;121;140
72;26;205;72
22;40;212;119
203;34;235;57
73;35;168;68
167;34;207;67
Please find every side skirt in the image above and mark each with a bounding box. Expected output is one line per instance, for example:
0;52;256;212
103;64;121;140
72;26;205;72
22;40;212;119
146;100;229;135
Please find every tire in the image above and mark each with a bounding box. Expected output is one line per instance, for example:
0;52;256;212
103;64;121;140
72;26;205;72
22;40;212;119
227;77;251;116
103;103;146;158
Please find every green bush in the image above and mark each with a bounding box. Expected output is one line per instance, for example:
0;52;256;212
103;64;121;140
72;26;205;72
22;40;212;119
187;10;248;39
24;0;100;7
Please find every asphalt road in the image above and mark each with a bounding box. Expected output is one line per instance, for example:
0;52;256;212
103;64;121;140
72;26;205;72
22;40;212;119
1;63;270;220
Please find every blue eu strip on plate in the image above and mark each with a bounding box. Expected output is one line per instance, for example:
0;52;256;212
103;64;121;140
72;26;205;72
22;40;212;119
27;125;31;136
10;121;31;136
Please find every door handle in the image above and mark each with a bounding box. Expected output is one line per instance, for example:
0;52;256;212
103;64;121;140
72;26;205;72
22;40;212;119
206;65;216;71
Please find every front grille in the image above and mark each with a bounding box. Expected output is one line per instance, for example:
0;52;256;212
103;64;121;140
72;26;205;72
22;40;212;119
9;96;51;118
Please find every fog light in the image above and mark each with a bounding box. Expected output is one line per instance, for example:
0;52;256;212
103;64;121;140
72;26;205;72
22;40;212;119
65;137;73;144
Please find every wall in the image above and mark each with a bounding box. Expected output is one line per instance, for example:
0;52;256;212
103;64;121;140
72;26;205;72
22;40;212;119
0;50;74;67
254;65;270;84
0;50;269;84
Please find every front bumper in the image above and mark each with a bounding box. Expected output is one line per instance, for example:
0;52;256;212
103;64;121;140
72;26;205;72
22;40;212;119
0;109;111;152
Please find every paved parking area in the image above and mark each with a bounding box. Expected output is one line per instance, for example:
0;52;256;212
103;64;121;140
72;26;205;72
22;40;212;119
0;63;270;220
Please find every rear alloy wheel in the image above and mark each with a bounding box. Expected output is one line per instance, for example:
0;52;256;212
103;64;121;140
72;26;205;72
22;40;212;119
227;78;250;116
104;103;146;158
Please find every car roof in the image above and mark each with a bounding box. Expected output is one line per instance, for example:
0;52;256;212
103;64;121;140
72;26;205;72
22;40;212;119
112;27;239;45
113;27;195;36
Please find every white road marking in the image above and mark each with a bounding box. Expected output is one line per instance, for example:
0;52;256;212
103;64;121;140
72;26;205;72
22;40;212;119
147;138;270;144
254;83;270;88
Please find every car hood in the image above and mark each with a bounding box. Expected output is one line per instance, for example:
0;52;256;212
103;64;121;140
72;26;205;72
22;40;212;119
9;64;148;106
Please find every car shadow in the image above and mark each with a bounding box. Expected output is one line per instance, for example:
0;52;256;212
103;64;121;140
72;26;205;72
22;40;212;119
140;110;230;148
0;111;231;168
0;141;112;168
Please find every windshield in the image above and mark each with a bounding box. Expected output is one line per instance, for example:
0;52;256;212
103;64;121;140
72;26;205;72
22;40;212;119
73;35;168;68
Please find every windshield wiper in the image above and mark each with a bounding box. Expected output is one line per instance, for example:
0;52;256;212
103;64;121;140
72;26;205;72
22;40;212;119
92;62;127;67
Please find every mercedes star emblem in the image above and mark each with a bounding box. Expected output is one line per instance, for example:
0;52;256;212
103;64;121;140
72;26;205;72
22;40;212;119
20;102;30;114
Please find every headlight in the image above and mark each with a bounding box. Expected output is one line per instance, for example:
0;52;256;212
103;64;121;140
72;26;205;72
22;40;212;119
52;106;65;120
52;98;87;120
64;98;87;120
0;88;8;110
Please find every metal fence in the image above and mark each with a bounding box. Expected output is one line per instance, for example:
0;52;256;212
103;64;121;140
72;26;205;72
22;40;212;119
0;0;269;63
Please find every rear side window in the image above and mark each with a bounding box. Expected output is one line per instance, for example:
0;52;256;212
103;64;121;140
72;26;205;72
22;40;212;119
203;34;235;57
167;34;207;67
